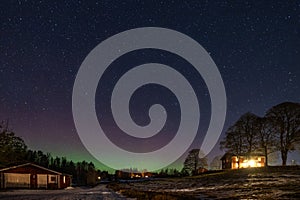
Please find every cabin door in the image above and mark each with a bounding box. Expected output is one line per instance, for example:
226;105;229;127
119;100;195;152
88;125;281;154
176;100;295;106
30;174;37;189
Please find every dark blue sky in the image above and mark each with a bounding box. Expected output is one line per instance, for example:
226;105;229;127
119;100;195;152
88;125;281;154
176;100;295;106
0;1;299;170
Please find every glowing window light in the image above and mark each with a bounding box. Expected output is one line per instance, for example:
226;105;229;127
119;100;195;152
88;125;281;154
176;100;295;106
248;160;256;167
257;163;261;167
239;160;248;168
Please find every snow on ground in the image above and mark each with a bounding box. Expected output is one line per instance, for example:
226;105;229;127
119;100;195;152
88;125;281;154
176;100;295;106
0;184;135;200
110;166;300;199
1;167;299;199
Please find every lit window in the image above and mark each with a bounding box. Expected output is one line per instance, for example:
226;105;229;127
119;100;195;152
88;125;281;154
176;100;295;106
248;160;256;167
257;163;261;167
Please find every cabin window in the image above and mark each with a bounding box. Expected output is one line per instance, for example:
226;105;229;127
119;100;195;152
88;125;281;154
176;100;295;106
63;176;66;184
49;175;57;183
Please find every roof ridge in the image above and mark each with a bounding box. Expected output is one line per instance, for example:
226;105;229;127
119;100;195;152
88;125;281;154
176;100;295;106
0;163;62;175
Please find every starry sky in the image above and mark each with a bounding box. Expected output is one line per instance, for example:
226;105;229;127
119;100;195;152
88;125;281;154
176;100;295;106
0;1;299;170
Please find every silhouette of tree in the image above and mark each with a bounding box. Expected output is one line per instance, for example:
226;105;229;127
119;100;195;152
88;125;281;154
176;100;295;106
182;149;207;176
256;117;277;166
0;120;27;167
220;122;244;168
220;112;260;167
87;162;97;185
266;102;300;166
238;113;260;153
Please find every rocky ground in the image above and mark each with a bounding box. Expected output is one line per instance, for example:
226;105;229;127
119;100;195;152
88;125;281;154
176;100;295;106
108;166;300;199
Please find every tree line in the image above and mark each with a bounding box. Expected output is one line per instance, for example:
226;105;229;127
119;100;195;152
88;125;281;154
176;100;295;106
0;121;107;185
1;101;298;180
0;119;201;180
220;102;300;166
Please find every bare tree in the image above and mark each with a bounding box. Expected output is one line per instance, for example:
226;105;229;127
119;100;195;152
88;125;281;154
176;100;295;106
220;112;260;167
256;117;277;166
220;123;244;168
238;112;260;153
266;102;300;166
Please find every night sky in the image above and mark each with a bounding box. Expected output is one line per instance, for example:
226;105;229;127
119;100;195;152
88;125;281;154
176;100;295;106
1;1;299;171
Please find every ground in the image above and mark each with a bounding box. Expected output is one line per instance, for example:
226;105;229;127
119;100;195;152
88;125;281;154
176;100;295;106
1;166;300;199
0;184;132;200
109;166;300;199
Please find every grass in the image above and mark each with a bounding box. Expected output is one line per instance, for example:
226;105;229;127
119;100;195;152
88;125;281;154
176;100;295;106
108;166;300;200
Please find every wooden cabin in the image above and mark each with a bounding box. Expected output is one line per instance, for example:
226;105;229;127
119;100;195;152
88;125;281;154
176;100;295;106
0;163;71;189
221;153;265;169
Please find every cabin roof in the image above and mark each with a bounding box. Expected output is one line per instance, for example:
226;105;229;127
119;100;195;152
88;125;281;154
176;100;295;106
0;163;66;175
220;152;236;160
221;152;265;160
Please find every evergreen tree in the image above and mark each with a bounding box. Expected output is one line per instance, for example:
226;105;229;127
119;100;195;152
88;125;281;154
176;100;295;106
0;121;27;167
182;149;207;176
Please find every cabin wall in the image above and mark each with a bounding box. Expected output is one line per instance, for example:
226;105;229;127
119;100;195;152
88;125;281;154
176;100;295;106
60;175;71;189
221;155;232;169
231;156;266;169
0;165;71;189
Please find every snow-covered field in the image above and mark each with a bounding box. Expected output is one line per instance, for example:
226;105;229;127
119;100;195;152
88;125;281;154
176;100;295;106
1;167;299;199
0;185;134;200
109;166;300;199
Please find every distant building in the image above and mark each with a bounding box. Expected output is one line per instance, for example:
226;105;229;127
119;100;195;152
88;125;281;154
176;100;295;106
196;167;208;174
115;170;157;179
0;163;71;189
221;153;265;169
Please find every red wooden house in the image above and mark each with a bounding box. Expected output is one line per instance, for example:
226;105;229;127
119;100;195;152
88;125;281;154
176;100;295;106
221;153;265;169
0;163;71;189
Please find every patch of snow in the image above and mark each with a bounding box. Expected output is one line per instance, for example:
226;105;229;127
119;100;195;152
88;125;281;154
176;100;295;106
64;186;74;190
